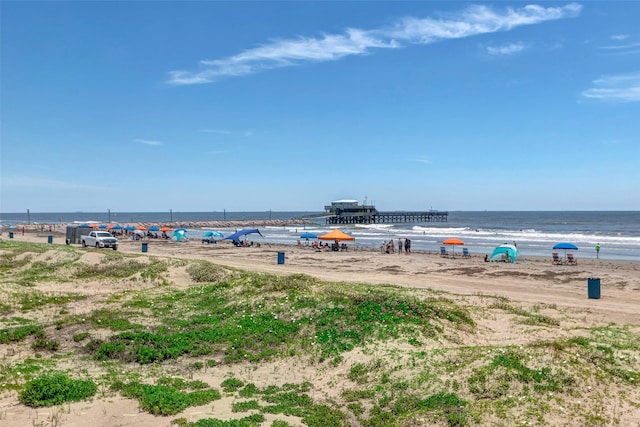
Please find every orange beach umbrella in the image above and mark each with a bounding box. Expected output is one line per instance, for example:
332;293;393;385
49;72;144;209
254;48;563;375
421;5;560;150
160;227;172;232
443;238;464;246
318;229;355;241
443;238;465;257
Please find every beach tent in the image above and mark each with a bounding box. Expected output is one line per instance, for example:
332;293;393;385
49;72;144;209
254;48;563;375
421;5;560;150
318;229;355;241
300;232;318;239
224;229;263;245
204;231;224;238
489;244;519;263
172;228;188;242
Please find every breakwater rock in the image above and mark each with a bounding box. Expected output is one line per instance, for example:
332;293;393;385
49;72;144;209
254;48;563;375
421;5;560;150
142;218;316;229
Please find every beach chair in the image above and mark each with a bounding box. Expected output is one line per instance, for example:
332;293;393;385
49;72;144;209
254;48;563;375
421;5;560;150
462;248;470;258
440;247;449;257
552;253;562;265
567;253;578;265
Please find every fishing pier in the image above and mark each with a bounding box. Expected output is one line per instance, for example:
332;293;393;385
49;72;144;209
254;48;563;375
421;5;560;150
323;200;448;225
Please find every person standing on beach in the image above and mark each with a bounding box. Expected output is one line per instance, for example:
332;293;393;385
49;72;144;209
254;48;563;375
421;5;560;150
398;239;403;254
596;243;600;259
404;238;411;254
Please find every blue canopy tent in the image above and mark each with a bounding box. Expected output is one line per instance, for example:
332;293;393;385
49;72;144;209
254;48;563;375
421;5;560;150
224;229;264;246
490;244;520;263
300;232;318;239
553;242;578;261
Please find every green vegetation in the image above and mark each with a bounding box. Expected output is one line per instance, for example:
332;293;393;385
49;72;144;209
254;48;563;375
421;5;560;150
82;270;474;366
0;324;44;344
115;379;221;415
19;373;97;407
0;240;638;427
172;414;266;426
14;290;86;311
74;256;168;282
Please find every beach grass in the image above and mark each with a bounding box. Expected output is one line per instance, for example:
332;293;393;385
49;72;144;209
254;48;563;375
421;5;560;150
0;240;639;426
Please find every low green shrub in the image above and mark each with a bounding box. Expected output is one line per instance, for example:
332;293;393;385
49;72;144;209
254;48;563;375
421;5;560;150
19;373;97;407
118;380;221;416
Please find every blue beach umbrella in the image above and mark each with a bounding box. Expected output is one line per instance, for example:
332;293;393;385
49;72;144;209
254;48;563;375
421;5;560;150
300;232;318;239
553;242;578;259
149;226;160;231
124;226;136;231
98;224;108;229
111;224;123;230
553;242;578;251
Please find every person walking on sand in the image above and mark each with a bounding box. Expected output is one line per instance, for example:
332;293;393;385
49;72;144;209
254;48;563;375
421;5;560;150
596;243;600;259
404;238;411;254
398;239;403;254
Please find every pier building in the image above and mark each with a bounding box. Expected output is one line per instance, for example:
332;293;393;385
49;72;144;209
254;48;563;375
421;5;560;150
323;200;448;224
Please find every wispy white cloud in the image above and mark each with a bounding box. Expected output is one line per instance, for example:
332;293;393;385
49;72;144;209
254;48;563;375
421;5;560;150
413;156;432;164
599;42;640;51
597;34;640;54
168;3;581;85
581;73;640;102
487;42;525;55
133;138;163;146
610;34;629;41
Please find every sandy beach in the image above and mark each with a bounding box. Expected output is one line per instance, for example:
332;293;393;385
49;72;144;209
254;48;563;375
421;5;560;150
14;228;640;325
2;228;639;426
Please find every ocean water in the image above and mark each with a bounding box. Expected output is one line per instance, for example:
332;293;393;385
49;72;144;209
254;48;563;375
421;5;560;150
1;211;639;261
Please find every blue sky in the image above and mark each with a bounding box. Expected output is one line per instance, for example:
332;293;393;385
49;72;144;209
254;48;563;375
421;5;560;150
1;1;639;213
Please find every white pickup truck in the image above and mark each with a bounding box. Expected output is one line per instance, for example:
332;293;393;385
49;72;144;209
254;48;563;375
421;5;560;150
81;231;119;250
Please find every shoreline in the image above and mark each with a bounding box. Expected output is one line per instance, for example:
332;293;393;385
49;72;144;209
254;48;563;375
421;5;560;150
6;230;640;326
6;222;636;262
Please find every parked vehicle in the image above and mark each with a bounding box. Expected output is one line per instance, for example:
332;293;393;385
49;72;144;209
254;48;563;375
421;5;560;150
81;231;118;250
